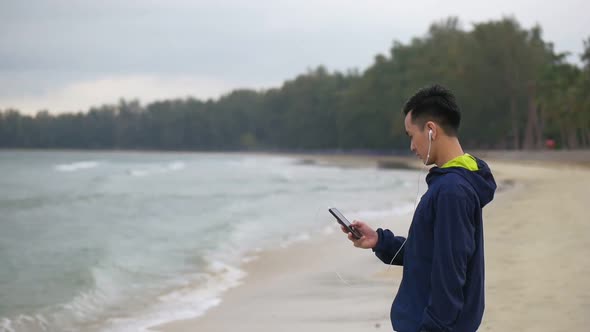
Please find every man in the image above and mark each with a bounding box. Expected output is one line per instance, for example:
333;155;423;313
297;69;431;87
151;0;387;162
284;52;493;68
343;85;497;332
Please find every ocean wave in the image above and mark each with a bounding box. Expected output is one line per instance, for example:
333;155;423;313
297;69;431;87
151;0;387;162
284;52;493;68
0;260;153;332
322;224;336;235
54;161;100;172
127;161;186;177
279;232;311;249
101;260;247;332
0;252;247;332
0;312;63;332
353;203;416;220
167;161;185;171
227;156;294;169
0;314;48;332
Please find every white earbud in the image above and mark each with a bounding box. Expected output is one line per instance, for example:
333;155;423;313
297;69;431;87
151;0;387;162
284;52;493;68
425;129;433;166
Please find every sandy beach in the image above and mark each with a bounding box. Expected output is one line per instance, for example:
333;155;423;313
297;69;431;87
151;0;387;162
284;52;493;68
153;153;590;332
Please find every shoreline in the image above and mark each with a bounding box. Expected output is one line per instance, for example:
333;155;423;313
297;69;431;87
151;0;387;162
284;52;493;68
2;148;589;166
152;155;590;332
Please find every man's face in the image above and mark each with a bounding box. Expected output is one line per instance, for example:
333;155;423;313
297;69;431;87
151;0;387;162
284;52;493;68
404;112;430;164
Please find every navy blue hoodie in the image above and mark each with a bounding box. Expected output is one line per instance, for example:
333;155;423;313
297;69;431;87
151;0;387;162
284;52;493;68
373;156;496;332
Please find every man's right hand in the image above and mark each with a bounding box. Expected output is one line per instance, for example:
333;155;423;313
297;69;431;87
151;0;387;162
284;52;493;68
340;220;378;249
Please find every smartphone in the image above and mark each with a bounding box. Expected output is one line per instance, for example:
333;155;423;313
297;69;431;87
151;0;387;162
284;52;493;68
329;208;363;240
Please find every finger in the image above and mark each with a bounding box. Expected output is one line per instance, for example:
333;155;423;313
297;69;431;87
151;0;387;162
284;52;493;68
340;225;349;234
350;226;364;237
351;220;363;228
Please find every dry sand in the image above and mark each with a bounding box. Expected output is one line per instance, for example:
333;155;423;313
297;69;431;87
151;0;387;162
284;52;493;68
153;154;590;332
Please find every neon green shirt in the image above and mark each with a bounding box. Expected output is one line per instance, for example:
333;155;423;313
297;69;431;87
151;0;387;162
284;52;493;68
441;153;478;171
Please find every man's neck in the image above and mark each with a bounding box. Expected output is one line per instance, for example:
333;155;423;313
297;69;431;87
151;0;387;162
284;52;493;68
434;138;464;167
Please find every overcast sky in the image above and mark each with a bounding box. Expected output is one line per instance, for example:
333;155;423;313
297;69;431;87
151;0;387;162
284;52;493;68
1;0;588;114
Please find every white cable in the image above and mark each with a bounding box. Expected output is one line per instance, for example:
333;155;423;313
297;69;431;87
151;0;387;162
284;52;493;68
334;133;433;285
335;271;352;286
387;135;432;267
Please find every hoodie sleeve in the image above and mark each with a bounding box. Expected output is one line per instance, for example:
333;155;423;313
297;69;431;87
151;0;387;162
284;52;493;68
372;228;406;266
420;190;476;331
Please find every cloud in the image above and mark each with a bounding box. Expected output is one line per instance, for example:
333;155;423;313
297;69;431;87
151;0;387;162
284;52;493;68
0;0;588;113
0;75;274;113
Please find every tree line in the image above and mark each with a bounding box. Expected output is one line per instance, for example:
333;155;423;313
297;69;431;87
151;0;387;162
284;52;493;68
1;17;589;151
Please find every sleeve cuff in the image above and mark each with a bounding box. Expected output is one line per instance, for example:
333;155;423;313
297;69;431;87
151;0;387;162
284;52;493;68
371;228;385;252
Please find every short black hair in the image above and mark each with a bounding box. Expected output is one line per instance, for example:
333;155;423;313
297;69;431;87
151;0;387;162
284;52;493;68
402;84;461;136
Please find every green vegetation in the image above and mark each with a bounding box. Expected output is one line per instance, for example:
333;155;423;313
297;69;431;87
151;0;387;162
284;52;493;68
1;17;589;151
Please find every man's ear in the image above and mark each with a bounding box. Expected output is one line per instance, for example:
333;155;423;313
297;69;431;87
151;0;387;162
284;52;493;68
425;121;436;140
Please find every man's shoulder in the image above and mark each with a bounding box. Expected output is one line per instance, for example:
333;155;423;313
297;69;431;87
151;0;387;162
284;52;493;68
433;173;474;197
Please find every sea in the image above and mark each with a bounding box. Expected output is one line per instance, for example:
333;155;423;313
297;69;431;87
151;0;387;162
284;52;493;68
0;150;422;332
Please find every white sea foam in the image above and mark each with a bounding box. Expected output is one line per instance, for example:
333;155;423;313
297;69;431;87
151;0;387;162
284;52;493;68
0;318;16;332
322;224;337;235
55;161;100;172
167;161;185;171
102;260;247;332
0;314;48;332
354;203;415;220
280;232;312;248
241;255;259;263
128;161;186;177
